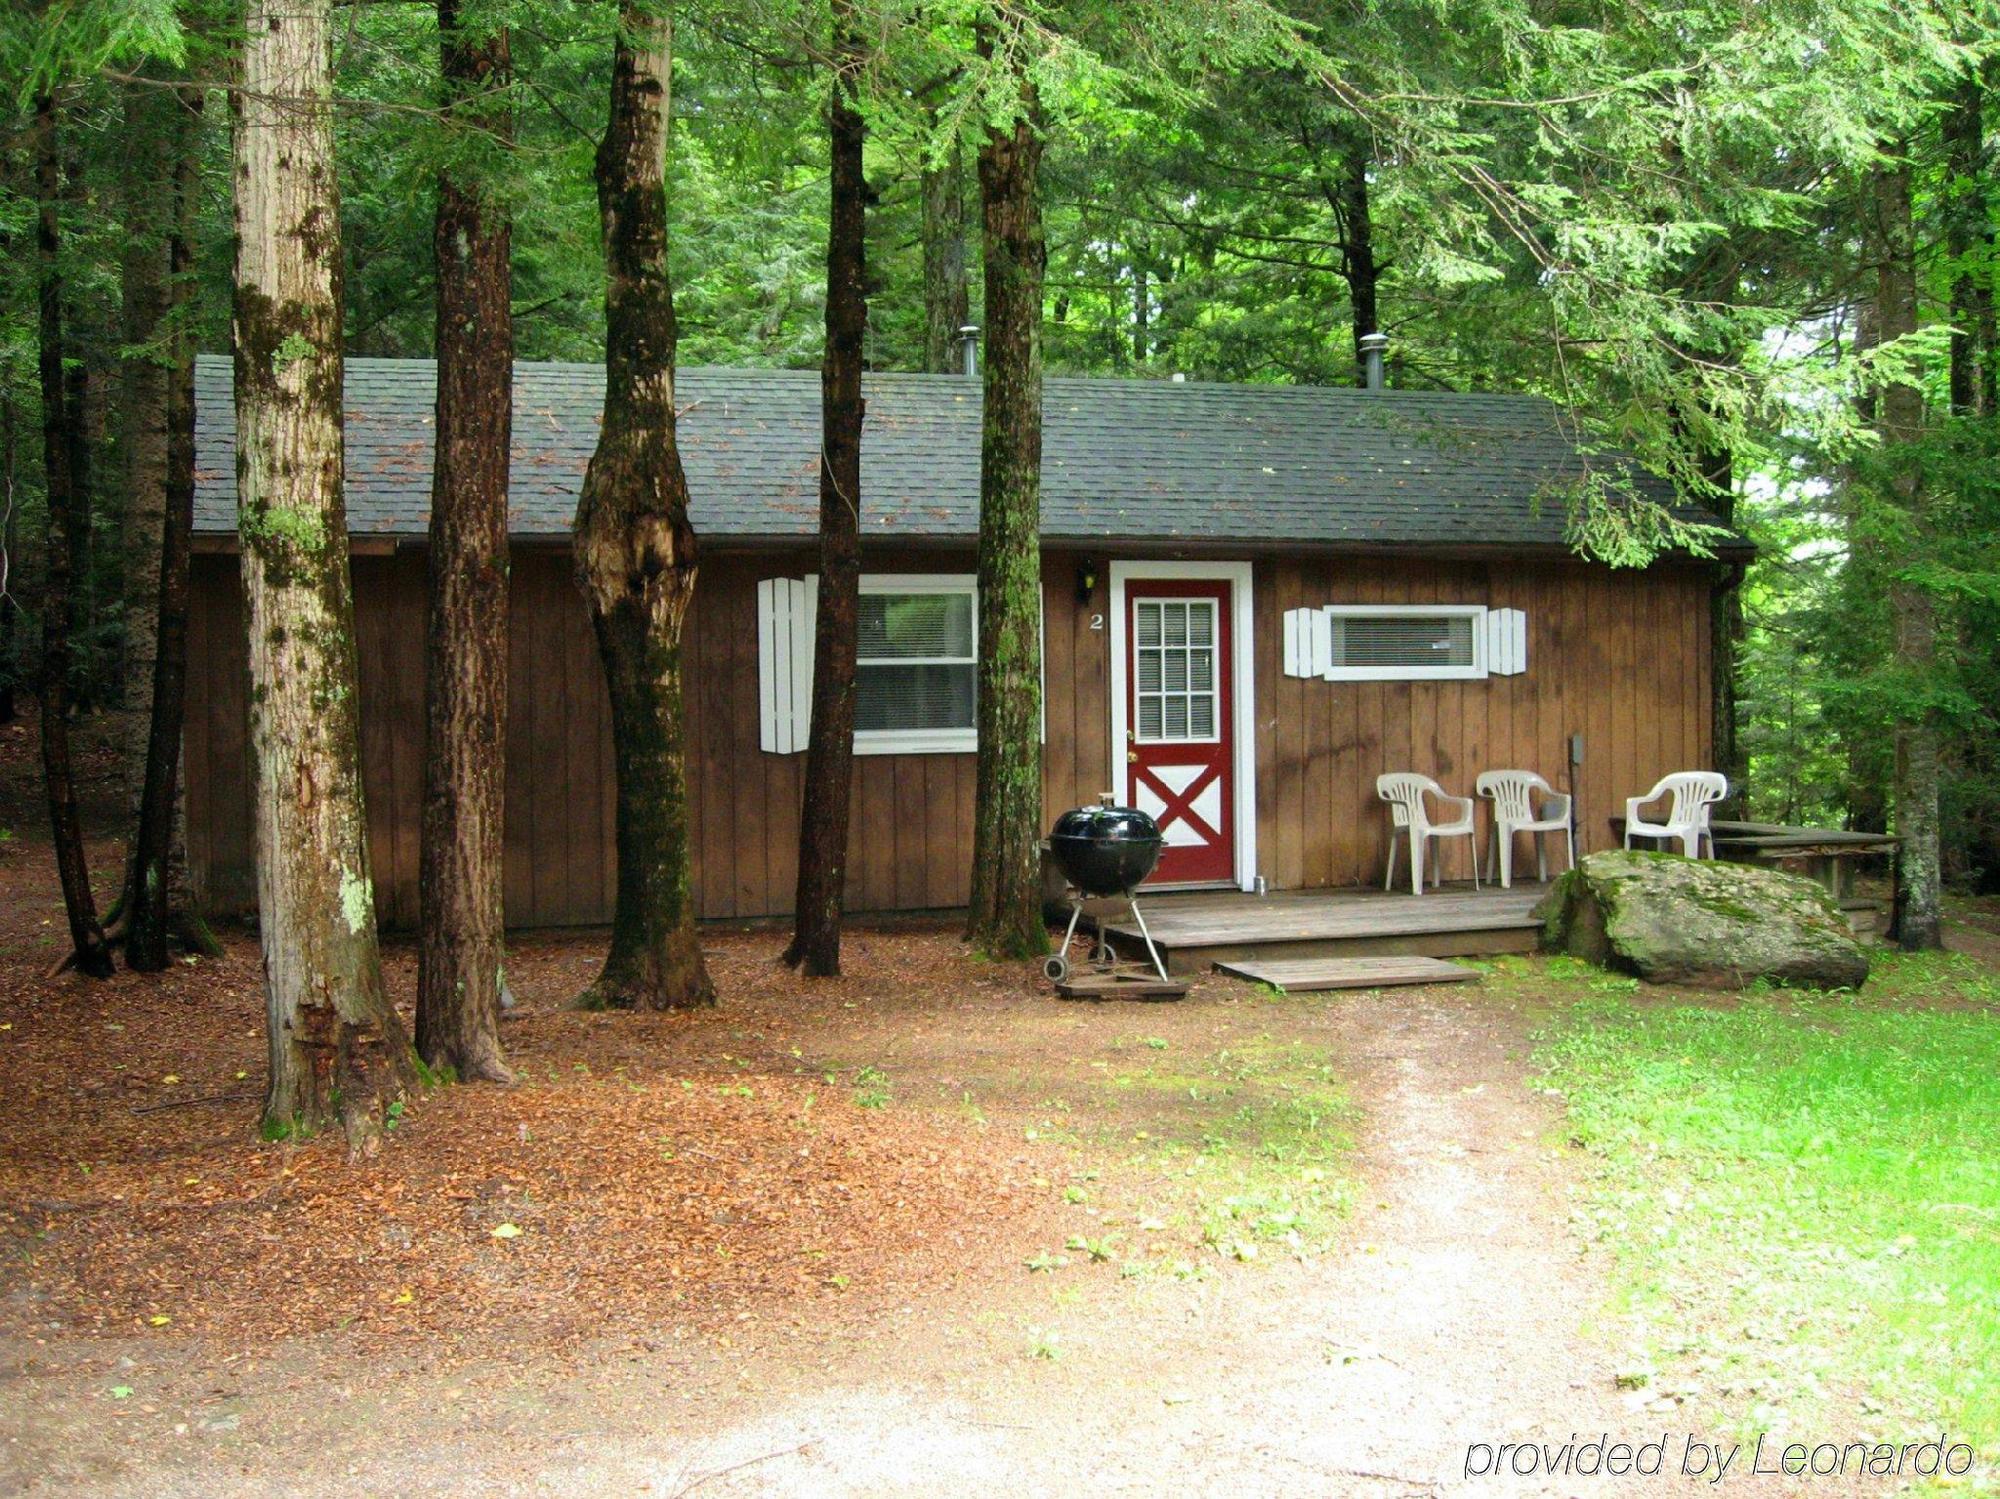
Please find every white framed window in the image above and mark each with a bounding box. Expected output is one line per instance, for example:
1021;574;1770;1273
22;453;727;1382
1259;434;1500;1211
1322;605;1488;681
854;574;978;754
758;571;1050;755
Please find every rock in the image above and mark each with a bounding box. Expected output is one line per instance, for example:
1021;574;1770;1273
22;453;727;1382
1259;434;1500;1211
1536;850;1870;990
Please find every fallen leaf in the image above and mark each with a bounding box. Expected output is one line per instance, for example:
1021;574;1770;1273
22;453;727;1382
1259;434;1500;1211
490;1223;522;1240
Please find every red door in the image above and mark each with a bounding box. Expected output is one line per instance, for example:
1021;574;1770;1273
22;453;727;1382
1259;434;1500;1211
1125;580;1234;884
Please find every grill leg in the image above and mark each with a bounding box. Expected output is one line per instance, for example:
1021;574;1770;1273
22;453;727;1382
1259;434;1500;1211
1126;897;1171;982
1058;901;1084;962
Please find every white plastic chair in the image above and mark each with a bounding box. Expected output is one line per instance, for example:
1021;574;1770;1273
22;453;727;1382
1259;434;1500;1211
1623;772;1728;859
1475;770;1575;888
1377;773;1481;895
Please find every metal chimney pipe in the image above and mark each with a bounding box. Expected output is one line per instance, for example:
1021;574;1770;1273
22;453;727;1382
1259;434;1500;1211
1359;331;1389;391
957;324;980;378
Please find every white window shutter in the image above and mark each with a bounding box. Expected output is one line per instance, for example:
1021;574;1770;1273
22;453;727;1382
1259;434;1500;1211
1282;606;1329;679
757;576;818;753
1485;607;1527;676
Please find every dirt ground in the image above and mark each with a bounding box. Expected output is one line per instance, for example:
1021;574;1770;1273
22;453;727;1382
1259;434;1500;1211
0;710;1844;1496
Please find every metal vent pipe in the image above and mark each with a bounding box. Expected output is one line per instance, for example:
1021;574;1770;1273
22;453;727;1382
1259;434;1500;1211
1359;331;1389;391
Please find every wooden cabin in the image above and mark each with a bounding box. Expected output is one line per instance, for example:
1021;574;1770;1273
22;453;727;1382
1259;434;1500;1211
186;355;1739;929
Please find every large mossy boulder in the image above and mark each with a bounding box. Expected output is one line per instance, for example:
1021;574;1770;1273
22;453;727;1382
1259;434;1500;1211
1535;850;1869;990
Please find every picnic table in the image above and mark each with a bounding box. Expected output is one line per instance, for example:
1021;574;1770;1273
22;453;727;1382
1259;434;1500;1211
1611;817;1897;903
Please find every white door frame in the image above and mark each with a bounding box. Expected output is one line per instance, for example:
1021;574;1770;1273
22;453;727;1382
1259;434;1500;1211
1109;560;1258;892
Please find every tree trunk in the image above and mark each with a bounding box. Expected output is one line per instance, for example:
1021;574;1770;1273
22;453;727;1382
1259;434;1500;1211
1872;152;1942;952
1131;255;1149;368
34;94;113;980
417;0;515;1081
1945;69;1990;418
127;80;207;973
120;74;175;795
1;400;18;727
1692;433;1744;802
233;0;419;1148
573;0;714;1010
783;0;866;978
62;361;97;711
964;68;1047;961
1334;126;1378;383
921;133;968;374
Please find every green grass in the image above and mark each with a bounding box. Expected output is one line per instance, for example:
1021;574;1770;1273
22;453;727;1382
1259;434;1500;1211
1538;952;2000;1467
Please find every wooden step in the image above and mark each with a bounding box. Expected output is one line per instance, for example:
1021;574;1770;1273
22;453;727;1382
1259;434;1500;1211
1213;955;1481;992
1053;970;1190;1001
1095;887;1545;973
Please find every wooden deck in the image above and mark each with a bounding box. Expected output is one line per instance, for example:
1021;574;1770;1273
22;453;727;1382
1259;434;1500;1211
1096;883;1548;975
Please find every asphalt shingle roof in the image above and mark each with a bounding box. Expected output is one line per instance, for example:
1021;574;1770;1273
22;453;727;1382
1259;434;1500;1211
193;354;1717;549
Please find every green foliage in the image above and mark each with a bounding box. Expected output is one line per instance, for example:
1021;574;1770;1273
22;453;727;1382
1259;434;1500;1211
0;0;1993;867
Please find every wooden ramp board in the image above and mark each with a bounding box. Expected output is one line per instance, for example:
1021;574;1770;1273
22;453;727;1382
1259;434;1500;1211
1213;956;1480;992
1054;971;1190;1001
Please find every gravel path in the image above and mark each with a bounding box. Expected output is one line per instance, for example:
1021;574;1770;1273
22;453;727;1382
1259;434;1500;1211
538;993;1657;1497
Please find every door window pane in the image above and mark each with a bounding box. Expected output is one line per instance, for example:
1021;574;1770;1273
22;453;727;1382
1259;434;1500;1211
1133;596;1220;743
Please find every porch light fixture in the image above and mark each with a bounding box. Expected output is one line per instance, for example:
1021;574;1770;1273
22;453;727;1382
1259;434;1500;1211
1076;560;1099;604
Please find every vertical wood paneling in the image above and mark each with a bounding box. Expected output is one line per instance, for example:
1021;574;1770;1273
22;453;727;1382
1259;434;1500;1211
1040;571;1068;817
186;545;1723;924
353;559;405;925
695;562;736;917
726;565;767;915
1072;566;1109;808
502;553;536;923
184;561;214;890
923;756;959;905
1269;557;1305;889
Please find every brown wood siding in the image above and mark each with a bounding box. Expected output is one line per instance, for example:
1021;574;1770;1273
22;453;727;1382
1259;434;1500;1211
185;546;1717;928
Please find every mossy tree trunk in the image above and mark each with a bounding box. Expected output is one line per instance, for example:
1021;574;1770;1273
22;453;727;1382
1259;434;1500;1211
573;0;714;1010
233;0;420;1149
964;63;1047;961
784;0;866;978
1871;151;1941;952
417;0;515;1080
921;129;968;374
34;92;113;981
126;79;209;973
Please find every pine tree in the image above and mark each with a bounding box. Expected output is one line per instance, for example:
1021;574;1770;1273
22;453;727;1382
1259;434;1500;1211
1870;147;1942;950
784;0;867;977
33;90;113;980
232;0;420;1146
573;0;716;1010
963;46;1047;961
417;0;516;1079
125;74;209;972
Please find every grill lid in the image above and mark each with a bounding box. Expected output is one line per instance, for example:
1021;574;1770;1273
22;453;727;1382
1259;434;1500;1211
1049;800;1163;896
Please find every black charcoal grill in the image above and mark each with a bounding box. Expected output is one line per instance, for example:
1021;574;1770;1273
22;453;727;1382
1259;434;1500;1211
1043;797;1172;987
